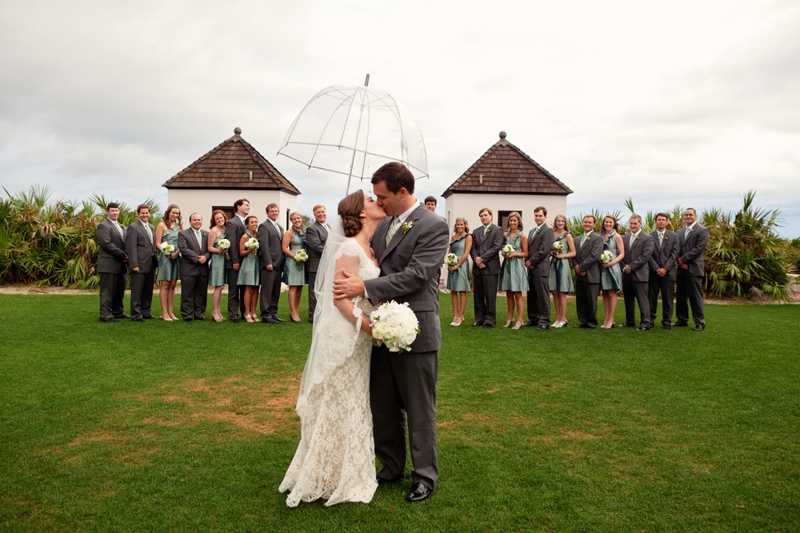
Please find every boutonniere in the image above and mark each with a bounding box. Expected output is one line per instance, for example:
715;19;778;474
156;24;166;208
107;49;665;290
664;235;669;240
402;221;414;233
486;227;491;234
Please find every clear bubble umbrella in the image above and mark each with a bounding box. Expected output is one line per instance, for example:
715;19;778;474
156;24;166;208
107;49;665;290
277;75;428;193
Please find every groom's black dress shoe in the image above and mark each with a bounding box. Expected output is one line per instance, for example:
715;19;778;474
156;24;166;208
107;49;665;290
471;322;483;327
662;323;671;330
619;322;635;327
483;323;494;328
573;324;586;329
671;321;688;327
99;317;118;323
114;313;131;319
522;320;539;327
693;324;705;331
537;324;550;330
377;474;403;486
636;325;652;331
405;482;432;502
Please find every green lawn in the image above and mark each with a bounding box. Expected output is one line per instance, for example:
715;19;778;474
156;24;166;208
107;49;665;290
1;292;798;532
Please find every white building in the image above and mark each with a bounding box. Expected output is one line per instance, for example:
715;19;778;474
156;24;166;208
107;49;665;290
441;131;572;232
163;127;300;227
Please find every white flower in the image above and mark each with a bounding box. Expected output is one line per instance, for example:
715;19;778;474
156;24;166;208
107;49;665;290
501;243;515;256
217;238;230;251
600;250;614;264
295;249;308;263
160;242;174;255
552;241;565;254
370;301;419;353
245;237;260;251
445;253;458;266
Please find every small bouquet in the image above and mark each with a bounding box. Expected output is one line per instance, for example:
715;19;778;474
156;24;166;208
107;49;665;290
217;238;231;251
445;253;458;267
294;249;308;264
551;240;565;256
600;250;614;264
370;301;420;354
160;242;175;255
245;237;260;251
501;243;515;257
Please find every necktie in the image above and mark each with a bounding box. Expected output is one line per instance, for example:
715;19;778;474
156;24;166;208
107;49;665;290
581;234;588;247
658;232;664;246
195;230;202;248
144;222;153;242
534;226;540;236
484;226;489;236
630;233;637;247
322;223;329;233
386;217;401;245
113;221;123;237
685;227;691;238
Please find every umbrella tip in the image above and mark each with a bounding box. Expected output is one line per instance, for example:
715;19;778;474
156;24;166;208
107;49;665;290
364;73;370;87
499;131;506;140
234;127;242;135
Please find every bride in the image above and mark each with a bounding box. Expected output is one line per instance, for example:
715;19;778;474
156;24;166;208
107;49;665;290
279;190;386;507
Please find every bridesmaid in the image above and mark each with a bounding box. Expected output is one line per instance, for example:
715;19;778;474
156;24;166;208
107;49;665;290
549;214;576;328
599;214;625;329
498;212;529;329
282;211;307;323
238;215;261;323
207;210;228;322
446;217;472;326
155;204;181;321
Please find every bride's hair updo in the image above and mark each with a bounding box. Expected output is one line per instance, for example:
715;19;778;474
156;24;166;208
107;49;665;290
338;190;365;238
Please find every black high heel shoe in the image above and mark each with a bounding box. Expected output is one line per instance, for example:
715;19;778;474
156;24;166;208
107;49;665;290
290;316;302;323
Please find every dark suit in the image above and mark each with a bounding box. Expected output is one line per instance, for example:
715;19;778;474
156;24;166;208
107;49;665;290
621;232;654;328
526;224;554;325
125;220;158;320
96;218;127;319
258;219;285;320
648;230;679;326
572;232;603;327
304;221;329;321
676;224;709;326
178;227;211;320
470;223;504;325
225;216;246;320
365;204;449;491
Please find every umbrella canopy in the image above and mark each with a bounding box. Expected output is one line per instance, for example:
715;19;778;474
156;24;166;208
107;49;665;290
277;77;428;193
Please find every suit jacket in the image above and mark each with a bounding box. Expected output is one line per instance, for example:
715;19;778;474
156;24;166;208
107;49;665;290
365;204;449;353
470;223;504;276
257;219;285;270
305;221;329;273
527;224;554;277
225;216;246;267
677;224;709;277
178;227;211;277
649;230;679;281
125;220;157;274
621;232;654;283
572;231;603;284
97;219;127;274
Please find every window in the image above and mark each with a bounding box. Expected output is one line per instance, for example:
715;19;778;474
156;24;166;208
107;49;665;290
498;210;523;230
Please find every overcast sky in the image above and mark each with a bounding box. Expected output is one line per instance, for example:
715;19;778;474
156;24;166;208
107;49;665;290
2;0;799;236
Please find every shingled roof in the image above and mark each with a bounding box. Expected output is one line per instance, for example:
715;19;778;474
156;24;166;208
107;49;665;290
442;132;572;197
163;128;300;195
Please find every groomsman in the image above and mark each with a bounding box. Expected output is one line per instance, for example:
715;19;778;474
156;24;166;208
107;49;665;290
305;204;329;322
125;204;158;322
96;202;128;322
674;208;709;331
620;214;655;331
524;206;554;330
648;213;679;329
572;215;603;329
225;199;249;322
258;203;285;324
178;213;211;321
470;208;503;328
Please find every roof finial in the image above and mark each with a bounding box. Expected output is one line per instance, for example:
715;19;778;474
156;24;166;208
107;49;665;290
499;131;506;140
364;73;370;87
234;127;242;135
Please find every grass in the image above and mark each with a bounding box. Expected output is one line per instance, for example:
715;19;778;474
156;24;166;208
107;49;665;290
1;291;799;532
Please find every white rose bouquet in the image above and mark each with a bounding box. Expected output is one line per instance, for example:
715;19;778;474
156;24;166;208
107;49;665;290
445;253;458;267
294;249;308;264
160;242;175;255
217;238;231;251
370;301;420;354
600;250;614;264
501;243;515;257
551;240;565;255
245;237;260;251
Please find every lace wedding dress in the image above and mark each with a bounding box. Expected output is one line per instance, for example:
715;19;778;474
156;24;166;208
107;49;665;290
279;238;380;507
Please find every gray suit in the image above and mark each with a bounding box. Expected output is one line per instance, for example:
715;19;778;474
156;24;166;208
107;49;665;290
364;204;449;490
572;232;603;327
676;224;709;326
470;223;504;325
648;230;679;326
178;228;211;320
526;224;554;325
258;219;285;320
96;218;127;319
304;221;329;321
621;232;655;328
225;216;246;320
125;220;158;319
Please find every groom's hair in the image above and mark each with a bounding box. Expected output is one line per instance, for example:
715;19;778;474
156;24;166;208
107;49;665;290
372;162;414;194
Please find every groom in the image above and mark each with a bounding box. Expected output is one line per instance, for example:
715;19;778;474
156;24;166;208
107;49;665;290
334;162;449;503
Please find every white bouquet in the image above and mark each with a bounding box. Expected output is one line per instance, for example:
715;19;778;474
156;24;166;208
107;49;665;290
551;240;565;254
217;238;231;251
370;301;420;354
160;242;175;255
501;243;515;256
445;253;458;266
294;249;308;264
600;250;614;264
245;237;260;251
